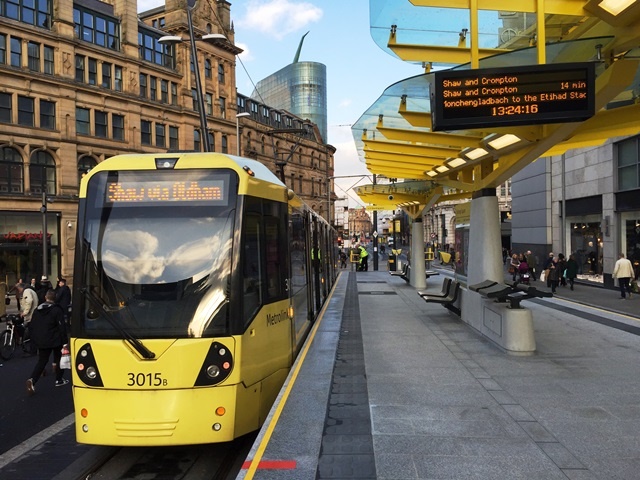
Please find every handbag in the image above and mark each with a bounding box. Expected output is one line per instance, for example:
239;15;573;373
540;270;547;282
60;345;71;369
508;266;515;274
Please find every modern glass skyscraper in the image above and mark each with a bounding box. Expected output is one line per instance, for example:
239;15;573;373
252;61;328;143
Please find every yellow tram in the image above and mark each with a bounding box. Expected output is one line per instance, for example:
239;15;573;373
70;153;337;446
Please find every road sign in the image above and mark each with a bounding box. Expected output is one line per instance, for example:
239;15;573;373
430;233;436;238
372;231;378;238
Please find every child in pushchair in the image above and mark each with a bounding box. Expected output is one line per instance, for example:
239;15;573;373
517;259;530;284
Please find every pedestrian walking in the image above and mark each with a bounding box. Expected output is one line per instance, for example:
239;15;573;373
339;250;347;268
16;282;38;334
565;254;579;290
26;289;69;395
509;253;520;282
542;252;555;287
55;277;72;324
612;253;634;299
557;253;567;287
358;244;369;272
547;256;559;293
525;250;537;281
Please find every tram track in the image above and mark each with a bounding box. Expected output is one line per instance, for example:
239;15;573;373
62;432;256;480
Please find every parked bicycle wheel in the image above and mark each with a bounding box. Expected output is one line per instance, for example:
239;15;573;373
0;330;15;360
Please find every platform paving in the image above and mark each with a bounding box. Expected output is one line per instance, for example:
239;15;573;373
241;261;640;480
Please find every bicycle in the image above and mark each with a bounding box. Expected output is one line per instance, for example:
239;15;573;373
0;314;36;360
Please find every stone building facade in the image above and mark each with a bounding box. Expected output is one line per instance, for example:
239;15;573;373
0;0;334;287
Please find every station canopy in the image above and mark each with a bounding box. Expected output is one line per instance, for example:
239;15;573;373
352;0;640;215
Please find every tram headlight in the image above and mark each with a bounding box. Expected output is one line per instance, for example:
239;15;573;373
195;342;233;386
206;365;220;378
76;343;104;387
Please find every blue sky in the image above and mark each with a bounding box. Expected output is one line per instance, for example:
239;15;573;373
139;0;422;206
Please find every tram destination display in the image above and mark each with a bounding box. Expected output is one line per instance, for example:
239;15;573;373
103;171;231;206
431;62;595;131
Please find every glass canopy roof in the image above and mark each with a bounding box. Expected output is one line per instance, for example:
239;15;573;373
352;36;634;167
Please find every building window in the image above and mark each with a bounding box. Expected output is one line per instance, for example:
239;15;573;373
73;6;119;50
77;155;97;185
205;93;213;115
150;76;157;101
40;99;55;130
169;126;178;150
170;82;177;105
0;34;6;64
194;129;201;152
75;55;84;82
27;41;39;72
139;73;147;97
88;58;97;85
112;113;124;141
205;59;212;78
2;0;51;28
192;89;199;112
155;123;165;147
0;92;11;123
218;63;225;83
114;65;122;91
208;132;214;151
617;136;640;191
10;37;21;67
161;79;168;103
101;62;111;88
237;96;245;111
17;95;34;126
30;150;56;195
95;110;107;138
0;146;23;194
219;97;226;118
221;135;228;154
43;45;53;74
141;120;152;145
138;27;174;68
76;107;90;135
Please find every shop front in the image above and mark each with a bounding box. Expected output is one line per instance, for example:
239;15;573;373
569;219;603;283
0;212;60;287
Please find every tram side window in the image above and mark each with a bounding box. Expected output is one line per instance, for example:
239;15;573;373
241;197;288;326
264;201;287;300
242;211;262;325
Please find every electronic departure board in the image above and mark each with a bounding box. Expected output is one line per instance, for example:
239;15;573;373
431;62;595;131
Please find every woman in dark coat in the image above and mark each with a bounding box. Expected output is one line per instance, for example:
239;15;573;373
547;257;559;293
565;254;579;290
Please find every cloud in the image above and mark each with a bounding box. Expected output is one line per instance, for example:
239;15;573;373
338;99;353;108
236;42;253;62
237;0;323;40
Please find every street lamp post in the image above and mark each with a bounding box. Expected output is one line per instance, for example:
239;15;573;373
40;192;48;279
236;112;251;156
159;9;229;153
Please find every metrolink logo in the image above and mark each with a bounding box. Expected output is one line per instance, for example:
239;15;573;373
267;310;289;326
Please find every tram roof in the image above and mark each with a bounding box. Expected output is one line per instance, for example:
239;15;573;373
352;0;640;217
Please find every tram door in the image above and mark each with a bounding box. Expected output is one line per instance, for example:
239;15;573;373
310;216;322;312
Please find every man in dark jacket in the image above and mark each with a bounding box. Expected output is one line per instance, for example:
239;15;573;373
26;289;68;395
55;277;72;324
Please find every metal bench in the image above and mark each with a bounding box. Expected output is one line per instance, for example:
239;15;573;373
470;280;552;309
419;280;461;315
418;277;452;298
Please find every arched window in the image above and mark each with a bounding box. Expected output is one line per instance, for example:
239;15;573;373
204;59;212;78
221;135;228;154
30;150;56;195
0;146;24;194
218;63;225;84
77;155;98;185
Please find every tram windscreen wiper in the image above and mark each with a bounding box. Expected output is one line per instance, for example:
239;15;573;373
81;288;156;360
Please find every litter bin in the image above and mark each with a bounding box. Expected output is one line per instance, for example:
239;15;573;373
388;253;397;271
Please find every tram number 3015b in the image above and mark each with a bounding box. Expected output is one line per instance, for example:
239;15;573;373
127;372;168;387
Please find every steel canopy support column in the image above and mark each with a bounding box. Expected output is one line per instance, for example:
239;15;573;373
410;217;426;289
467;189;503;286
